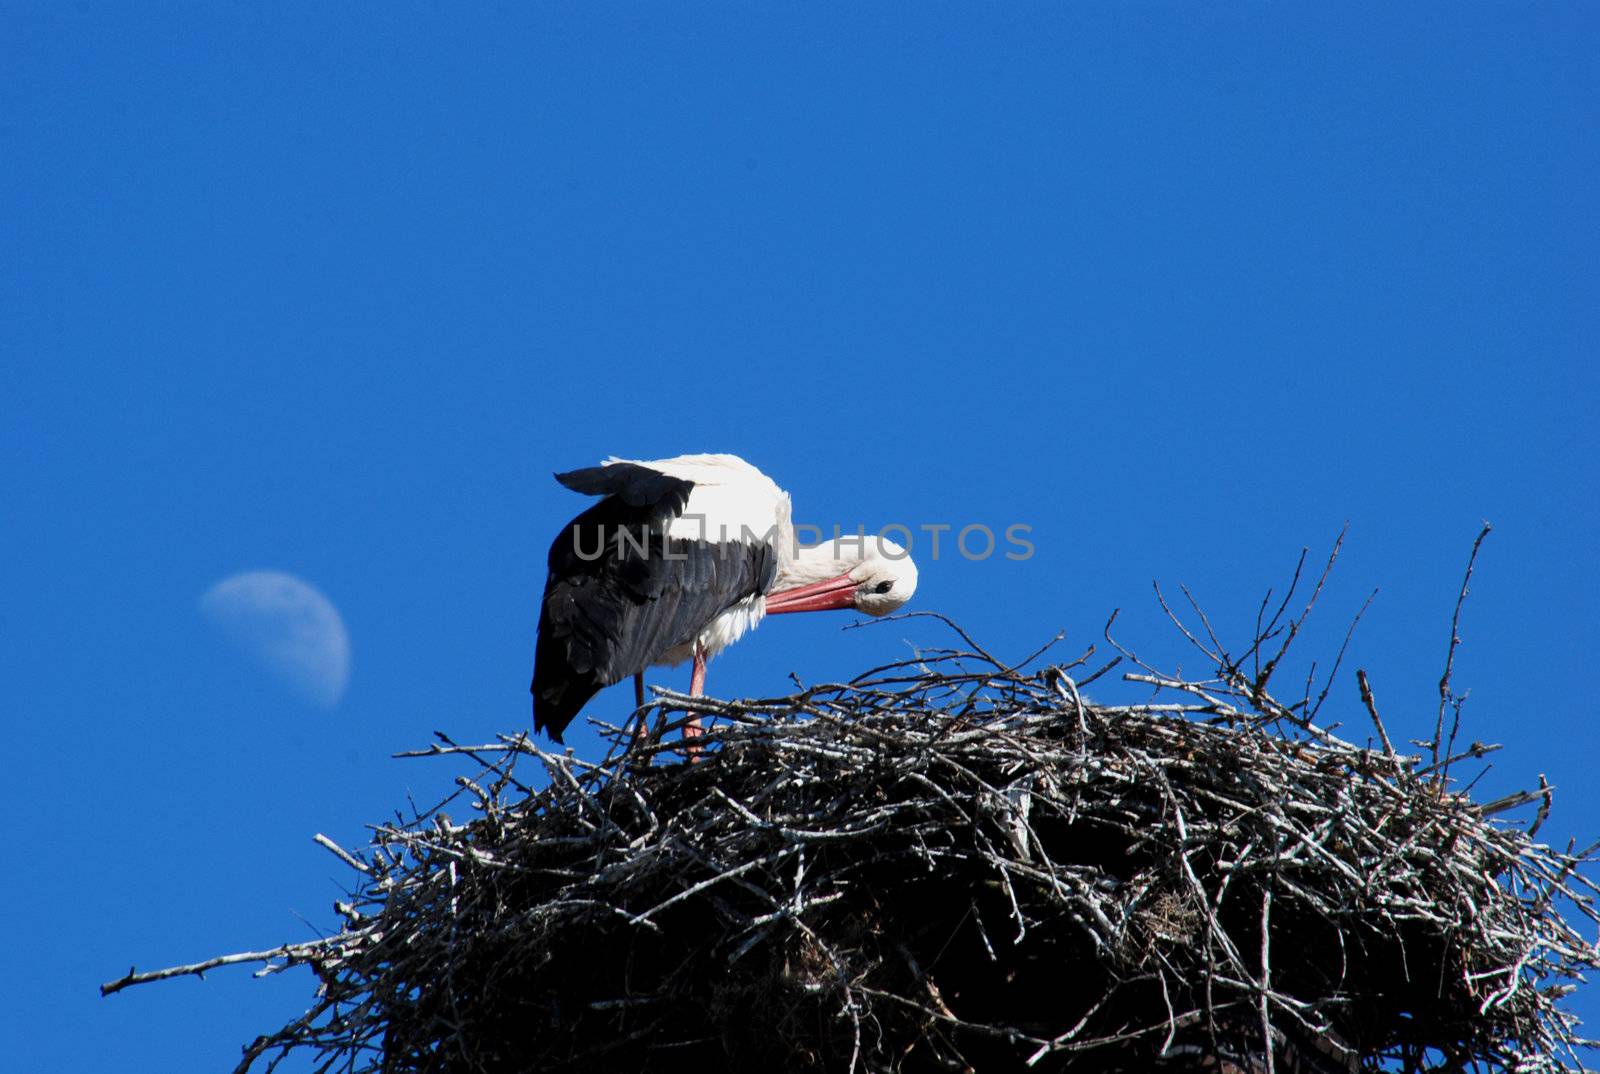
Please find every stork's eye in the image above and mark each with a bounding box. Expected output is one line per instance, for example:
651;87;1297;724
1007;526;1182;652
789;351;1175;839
874;580;894;594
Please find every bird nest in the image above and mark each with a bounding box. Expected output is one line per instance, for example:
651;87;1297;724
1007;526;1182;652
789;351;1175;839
104;541;1600;1073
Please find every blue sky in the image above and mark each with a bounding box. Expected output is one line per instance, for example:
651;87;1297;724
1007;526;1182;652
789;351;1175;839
4;5;1597;1069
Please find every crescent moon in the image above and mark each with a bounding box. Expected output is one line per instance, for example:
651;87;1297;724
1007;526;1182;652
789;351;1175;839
200;571;351;708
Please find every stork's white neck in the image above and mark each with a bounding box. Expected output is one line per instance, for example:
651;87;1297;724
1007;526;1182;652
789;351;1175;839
778;537;915;583
783;541;869;585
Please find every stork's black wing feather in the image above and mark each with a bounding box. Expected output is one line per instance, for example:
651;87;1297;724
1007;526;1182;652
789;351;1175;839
553;463;694;516
531;467;774;742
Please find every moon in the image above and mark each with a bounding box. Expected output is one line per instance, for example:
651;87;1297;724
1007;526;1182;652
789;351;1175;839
200;571;351;708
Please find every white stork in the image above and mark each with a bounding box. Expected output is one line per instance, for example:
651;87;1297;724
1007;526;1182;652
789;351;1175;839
531;453;918;742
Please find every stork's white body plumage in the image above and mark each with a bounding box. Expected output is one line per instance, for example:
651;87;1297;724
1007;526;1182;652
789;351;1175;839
531;452;917;742
611;453;793;666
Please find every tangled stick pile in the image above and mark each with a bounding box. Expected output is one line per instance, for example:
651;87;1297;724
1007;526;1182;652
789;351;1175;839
104;542;1599;1073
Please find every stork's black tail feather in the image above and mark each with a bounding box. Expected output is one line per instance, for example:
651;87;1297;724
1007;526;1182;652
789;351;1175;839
531;603;605;743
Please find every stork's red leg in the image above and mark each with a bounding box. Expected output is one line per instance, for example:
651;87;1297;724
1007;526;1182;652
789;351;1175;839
689;647;707;697
684;645;708;757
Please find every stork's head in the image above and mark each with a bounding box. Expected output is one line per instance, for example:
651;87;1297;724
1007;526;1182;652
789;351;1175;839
764;536;919;617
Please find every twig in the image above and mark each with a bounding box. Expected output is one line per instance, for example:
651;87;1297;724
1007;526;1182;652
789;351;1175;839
1356;669;1395;758
1433;523;1491;781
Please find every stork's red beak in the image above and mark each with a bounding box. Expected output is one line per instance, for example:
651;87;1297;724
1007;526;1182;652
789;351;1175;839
764;573;857;615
